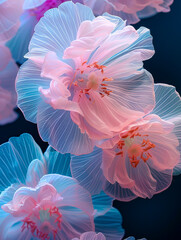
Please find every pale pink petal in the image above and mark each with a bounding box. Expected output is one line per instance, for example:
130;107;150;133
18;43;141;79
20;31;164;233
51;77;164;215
102;149;135;188
64;16;116;59
0;0;23;43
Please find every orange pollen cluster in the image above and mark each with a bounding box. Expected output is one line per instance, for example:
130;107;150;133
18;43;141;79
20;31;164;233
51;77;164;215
116;127;156;168
21;207;62;240
72;61;113;101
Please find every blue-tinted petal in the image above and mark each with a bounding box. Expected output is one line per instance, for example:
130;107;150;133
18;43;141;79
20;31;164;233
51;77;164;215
16;59;50;123
44;146;71;177
92;191;113;217
95;207;125;240
0;133;44;192
103;27;154;66
25;159;46;187
6;13;37;64
26;1;95;60
151;84;181;175
71;147;105;195
37;101;94;155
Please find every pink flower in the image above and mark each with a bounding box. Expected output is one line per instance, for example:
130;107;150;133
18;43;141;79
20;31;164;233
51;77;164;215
84;0;174;24
0;134;124;240
16;2;155;154
71;84;181;200
100;113;179;200
0;45;18;125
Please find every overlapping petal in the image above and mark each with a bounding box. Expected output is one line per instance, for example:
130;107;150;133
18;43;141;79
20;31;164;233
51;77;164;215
84;0;174;24
71;84;181;200
17;2;155;154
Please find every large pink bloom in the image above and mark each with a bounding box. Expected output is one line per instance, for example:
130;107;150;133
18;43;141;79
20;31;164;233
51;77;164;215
0;45;18;125
0;0;23;43
100;114;179;200
71;84;181;200
2;177;94;239
0;134;124;240
84;0;174;24
16;2;155;154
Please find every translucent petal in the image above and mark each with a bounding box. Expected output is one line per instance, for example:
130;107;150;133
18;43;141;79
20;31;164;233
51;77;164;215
84;0;173;24
95;207;125;240
103;181;137;202
0;214;32;240
25;159;46;187
72;232;106;240
37;101;95;155
6;13;37;64
16;59;50;123
0;133;44;192
0;184;20;225
26;1;95;61
71;147;105;195
39;174;94;217
152;84;181;175
60;207;95;239
92;191;113;217
44;146;71;177
152;84;181;121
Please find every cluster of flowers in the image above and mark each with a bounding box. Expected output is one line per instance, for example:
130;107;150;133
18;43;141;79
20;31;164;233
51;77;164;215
0;0;178;239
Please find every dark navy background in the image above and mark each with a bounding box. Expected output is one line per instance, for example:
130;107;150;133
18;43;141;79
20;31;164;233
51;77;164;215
0;1;181;239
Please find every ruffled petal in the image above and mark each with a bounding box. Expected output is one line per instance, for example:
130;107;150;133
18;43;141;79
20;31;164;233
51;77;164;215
102;149;135;189
39;174;94;217
26;1;95;61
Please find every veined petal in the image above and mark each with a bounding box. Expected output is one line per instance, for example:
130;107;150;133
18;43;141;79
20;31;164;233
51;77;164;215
95;208;125;240
26;2;95;60
0;133;44;192
44;146;72;176
37;101;94;155
71;147;104;195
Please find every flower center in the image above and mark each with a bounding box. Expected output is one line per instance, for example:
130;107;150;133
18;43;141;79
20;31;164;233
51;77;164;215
116;127;156;168
29;0;64;20
71;61;113;101
21;206;62;240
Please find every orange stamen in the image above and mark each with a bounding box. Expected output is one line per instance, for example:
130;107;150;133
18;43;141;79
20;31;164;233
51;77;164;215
117;127;156;168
